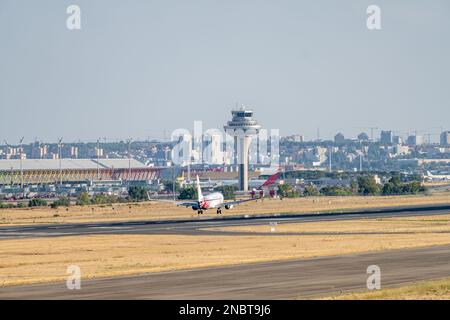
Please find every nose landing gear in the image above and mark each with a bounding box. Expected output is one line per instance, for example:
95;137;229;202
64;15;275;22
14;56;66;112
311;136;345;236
216;208;222;215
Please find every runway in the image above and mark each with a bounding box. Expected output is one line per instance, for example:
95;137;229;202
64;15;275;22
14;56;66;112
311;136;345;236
1;204;450;299
1;244;450;299
1;204;450;239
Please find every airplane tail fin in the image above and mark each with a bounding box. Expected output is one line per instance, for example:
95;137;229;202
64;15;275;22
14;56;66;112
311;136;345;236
261;172;281;188
196;175;203;202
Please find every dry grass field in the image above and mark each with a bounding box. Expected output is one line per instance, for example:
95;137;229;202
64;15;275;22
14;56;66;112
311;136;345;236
327;277;450;300
1;193;450;226
423;181;450;188
1;214;450;287
207;213;450;234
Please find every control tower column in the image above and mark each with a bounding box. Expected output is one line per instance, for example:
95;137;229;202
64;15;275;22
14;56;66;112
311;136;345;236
237;134;252;191
224;105;261;192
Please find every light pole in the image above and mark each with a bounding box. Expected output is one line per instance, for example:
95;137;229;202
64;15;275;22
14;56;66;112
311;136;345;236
58;138;63;194
4;140;14;186
172;165;175;201
360;154;363;172
96;138;100;181
19;137;24;193
127;138;132;187
3;140;9;156
328;146;332;173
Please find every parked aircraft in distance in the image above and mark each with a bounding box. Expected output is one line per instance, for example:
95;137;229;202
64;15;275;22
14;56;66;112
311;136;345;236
425;171;450;181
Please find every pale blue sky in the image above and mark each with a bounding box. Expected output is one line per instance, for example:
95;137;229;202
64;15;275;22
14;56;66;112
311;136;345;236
1;0;449;143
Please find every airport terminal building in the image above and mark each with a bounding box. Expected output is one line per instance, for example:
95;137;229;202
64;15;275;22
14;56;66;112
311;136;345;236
0;158;161;187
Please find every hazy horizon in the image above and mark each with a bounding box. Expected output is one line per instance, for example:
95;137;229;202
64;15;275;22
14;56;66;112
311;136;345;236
1;0;449;144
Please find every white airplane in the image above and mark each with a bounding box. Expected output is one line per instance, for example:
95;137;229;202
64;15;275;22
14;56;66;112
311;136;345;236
177;176;259;215
425;171;450;181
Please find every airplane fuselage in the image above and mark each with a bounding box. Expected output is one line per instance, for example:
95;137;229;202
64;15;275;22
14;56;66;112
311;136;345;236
199;192;224;210
425;172;450;181
180;175;257;214
427;175;450;181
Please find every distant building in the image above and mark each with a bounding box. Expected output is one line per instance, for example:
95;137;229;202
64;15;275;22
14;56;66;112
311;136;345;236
406;135;424;146
284;134;305;143
314;146;328;164
70;147;78;159
380;131;393;145
204;133;223;165
89;147;104;158
393;136;403;145
40;145;49;159
357;132;369;142
96;148;104;158
30;141;41;159
163;146;171;161
174;134;193;166
30;143;48;159
334;133;345;144
441;131;450;146
393;144;410;156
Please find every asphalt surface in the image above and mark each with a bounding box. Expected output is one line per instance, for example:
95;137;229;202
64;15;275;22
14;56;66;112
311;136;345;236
1;244;450;299
1;204;450;299
1;204;450;239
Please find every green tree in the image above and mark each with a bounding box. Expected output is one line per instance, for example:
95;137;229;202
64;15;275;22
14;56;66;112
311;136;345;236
382;176;425;195
382;182;398;195
401;182;424;194
128;186;148;202
278;184;300;198
214;185;236;200
320;186;353;196
357;176;381;195
0;202;15;209
51;196;71;209
303;185;319;197
28;198;48;207
350;179;359;193
76;192;91;206
161;180;180;193
91;194;108;205
178;186;198;200
389;175;402;186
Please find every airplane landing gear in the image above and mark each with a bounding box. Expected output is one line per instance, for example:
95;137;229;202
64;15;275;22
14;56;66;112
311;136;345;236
197;210;203;215
216;208;222;215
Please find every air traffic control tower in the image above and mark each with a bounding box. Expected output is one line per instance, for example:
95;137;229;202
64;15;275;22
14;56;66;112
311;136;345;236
224;105;261;191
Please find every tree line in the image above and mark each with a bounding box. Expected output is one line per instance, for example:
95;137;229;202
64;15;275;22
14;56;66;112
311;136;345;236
277;175;426;198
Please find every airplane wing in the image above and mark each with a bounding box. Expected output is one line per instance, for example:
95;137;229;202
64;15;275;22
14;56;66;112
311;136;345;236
147;197;198;207
147;192;198;207
176;201;198;207
221;197;259;207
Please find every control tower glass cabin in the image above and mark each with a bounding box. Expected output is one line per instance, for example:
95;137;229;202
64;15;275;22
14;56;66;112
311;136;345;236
224;106;261;191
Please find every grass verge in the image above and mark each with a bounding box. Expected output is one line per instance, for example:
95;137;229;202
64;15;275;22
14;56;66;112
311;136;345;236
2;213;450;287
326;278;450;300
1;193;450;226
